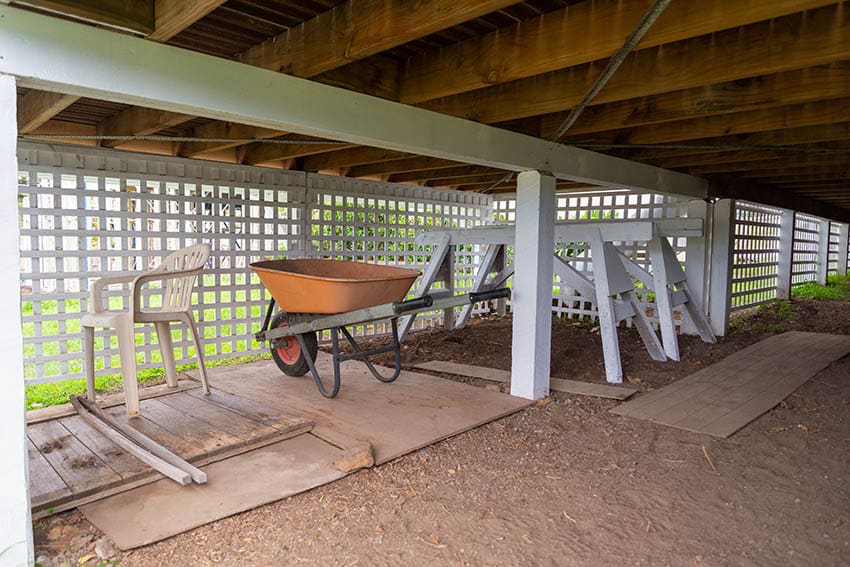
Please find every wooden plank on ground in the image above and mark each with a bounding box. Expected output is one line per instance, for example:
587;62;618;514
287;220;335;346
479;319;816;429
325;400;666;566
32;387;315;514
156;392;278;442
60;415;149;480
27;420;122;495
122;397;246;458
185;387;312;433
611;332;850;438
414;360;511;382
27;438;71;508
412;360;637;400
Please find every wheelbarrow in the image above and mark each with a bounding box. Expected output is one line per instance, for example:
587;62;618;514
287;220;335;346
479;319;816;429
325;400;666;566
250;258;511;398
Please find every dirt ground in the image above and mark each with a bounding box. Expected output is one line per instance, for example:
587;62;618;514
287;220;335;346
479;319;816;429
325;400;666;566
35;299;850;566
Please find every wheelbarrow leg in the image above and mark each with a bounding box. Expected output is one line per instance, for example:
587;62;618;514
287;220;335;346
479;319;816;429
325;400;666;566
338;320;402;383
298;332;341;398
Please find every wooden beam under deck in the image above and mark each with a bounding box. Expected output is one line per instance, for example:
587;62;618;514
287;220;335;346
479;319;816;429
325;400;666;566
10;0;154;34
238;0;518;79
562;97;850;147
17;90;78;133
421;5;850;125
541;62;850;138
399;0;836;105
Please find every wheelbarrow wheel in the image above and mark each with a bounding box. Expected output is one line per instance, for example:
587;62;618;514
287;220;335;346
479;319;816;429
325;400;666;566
269;312;318;377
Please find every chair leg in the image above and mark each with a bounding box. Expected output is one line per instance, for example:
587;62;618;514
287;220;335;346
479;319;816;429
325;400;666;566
83;325;96;402
115;321;141;417
154;321;178;388
185;317;211;395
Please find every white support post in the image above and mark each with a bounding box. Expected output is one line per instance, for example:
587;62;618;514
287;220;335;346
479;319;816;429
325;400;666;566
511;171;555;400
816;219;830;285
837;223;849;276
708;199;735;337
776;209;795;300
683;200;709;336
439;245;456;331
0;74;33;566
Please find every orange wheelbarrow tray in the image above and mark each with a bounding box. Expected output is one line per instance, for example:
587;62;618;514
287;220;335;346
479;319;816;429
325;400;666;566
250;258;511;398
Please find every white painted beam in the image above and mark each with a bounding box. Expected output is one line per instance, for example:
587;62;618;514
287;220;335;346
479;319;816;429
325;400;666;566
0;73;33;566
0;6;708;198
511;171;555;400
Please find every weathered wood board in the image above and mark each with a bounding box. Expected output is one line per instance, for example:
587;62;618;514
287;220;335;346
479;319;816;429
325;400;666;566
611;332;850;437
28;389;312;513
412;360;637;400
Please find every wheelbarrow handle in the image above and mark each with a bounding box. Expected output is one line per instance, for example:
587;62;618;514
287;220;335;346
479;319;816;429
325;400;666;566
392;295;434;314
470;288;511;303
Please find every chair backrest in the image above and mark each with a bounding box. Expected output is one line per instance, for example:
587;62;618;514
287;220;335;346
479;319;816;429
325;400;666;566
158;243;211;312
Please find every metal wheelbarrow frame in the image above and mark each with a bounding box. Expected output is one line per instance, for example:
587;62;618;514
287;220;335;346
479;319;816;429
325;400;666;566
254;288;511;398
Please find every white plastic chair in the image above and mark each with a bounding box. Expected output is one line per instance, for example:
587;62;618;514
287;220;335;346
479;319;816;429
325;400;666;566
82;243;211;416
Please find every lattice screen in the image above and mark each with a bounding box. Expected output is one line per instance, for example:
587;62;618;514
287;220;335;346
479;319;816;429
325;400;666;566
827;222;843;276
304;174;491;336
18;143;491;385
730;202;782;310
791;214;822;287
493;189;689;323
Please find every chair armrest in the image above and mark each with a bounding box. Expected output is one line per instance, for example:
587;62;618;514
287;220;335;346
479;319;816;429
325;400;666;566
130;268;204;314
90;274;138;313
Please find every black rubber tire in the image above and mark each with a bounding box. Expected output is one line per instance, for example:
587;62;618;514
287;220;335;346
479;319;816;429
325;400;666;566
269;312;318;377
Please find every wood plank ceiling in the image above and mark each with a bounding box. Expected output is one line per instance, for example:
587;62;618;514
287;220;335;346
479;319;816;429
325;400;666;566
11;0;850;216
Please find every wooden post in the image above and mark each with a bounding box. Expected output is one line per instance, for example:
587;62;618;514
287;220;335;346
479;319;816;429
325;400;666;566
510;171;555;400
682;200;709;336
0;73;33;565
836;223;849;277
776;209;795;300
708;199;735;337
816;218;830;285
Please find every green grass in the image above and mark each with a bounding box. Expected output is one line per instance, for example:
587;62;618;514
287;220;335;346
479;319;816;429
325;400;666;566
791;274;850;301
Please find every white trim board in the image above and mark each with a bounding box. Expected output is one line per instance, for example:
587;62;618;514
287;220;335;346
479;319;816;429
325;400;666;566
0;5;707;198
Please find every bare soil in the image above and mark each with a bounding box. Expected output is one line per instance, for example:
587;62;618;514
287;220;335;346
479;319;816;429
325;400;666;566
35;299;850;566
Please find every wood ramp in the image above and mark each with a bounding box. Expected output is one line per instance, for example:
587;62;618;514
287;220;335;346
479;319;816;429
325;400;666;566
28;388;313;514
412;360;637;400
611;331;850;437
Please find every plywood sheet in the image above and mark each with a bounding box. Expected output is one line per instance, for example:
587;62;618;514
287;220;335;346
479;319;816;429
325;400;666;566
199;354;533;464
611;332;850;437
413;360;637;400
80;434;346;550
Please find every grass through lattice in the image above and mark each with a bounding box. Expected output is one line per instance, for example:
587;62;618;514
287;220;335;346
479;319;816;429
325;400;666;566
792;274;850;301
25;353;271;411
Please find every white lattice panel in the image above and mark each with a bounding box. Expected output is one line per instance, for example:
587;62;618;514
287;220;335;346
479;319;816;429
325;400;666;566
828;222;842;276
730;202;782;310
18;143;491;384
305;175;492;336
18;145;306;384
792;214;821;287
493;189;689;323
